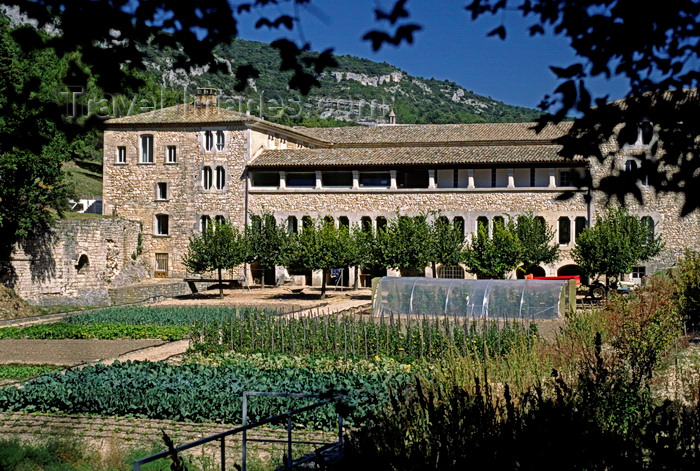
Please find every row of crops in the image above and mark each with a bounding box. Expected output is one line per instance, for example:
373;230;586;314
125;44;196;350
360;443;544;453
190;310;539;360
0;360;410;428
0;305;540;427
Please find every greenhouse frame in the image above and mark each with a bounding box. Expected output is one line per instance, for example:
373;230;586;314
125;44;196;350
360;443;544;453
373;277;576;320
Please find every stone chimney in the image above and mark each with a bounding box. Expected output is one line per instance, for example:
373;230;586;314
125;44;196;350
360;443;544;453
195;87;219;107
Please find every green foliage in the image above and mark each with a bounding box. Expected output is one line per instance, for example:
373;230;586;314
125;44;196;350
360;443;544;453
672;249;700;331
190;310;538;362
573;207;663;285
463;218;521;278
285;217;358;296
0;323;188;340
183;220;247;297
376;215;432;273
0;364;63;381
427;215;465;275
64;305;281;326
245;213;289;272
0;360;410;428
515;212;559;271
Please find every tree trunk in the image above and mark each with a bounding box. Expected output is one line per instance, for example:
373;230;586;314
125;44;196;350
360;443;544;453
217;267;223;299
353;266;359;290
321;268;327;299
432;261;437;278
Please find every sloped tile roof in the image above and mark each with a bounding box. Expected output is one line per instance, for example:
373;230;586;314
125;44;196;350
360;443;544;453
296;122;572;145
248;145;580;168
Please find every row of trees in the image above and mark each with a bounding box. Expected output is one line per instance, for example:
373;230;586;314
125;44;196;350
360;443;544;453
184;209;661;298
183;208;663;296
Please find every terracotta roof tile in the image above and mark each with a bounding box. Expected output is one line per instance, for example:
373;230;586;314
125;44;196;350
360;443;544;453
248;145;580;168
296;122;572;145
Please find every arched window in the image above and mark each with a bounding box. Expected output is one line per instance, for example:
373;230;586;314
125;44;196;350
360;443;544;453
215;215;226;226
215;166;226;190
216;130;225;150
200;215;211;233
437;265;465;279
204;131;213;151
361;216;372;233
202;166;212;189
454;216;465;240
338;216;349;228
558;217;571;245
477;216;489;233
287;216;298;234
641;216;655;244
575;217;587;241
376;216;388;231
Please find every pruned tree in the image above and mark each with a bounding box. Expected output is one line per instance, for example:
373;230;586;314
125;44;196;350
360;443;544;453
285;217;358;298
573;207;663;287
182;220;246;298
463;217;522;279
428;215;466;278
244;213;288;287
515;212;559;274
378;214;432;276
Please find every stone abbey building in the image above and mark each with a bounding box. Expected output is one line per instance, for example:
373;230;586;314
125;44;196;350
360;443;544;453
101;88;699;287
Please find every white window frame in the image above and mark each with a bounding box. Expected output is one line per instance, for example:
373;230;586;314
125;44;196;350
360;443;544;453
140;134;153;163
216;130;225;151
156;182;167;200
117;146;126;164
166;145;177;163
200;215;211;233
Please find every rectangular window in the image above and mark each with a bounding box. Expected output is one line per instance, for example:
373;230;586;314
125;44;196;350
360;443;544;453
251;171;280;187
559;170;573;186
286;172;316;187
397;169;429;188
155;253;169;277
321;171;353;187
155;214;169;235
631;266;646;279
140;135;153;163
156;182;167;200
202;166;213;189
200;215;211;233
117;146;126;163
359;172;390;187
216;131;225;151
530;168;536;187
167;145;177;163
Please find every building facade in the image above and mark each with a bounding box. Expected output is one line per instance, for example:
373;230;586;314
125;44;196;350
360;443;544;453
102;89;699;286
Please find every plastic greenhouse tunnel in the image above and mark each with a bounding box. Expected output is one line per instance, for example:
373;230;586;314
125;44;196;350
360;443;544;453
373;277;573;320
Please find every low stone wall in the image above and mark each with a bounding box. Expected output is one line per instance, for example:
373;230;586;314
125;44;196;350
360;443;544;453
107;281;192;306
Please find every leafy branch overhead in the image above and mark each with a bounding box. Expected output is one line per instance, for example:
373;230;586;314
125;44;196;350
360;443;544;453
466;0;700;214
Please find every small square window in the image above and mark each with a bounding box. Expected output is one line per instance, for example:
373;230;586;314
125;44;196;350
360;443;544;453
631;266;646;279
559;170;573;187
117;146;126;163
167;145;177;163
156;182;167;200
155;214;169;235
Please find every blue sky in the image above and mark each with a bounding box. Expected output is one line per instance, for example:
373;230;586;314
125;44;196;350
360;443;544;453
234;0;629;110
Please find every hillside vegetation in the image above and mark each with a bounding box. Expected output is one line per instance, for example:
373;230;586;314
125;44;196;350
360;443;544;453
139;38;541;125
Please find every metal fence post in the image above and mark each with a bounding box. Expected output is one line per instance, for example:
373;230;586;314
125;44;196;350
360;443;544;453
242;393;248;471
220;437;226;471
287;415;293;469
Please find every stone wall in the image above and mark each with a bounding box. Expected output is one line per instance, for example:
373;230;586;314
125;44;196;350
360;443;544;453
8;218;146;305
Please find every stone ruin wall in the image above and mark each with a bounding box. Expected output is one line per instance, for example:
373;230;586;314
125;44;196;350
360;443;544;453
8;218;147;306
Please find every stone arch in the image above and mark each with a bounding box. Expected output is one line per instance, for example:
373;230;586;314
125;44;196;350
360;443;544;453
75;254;90;275
557;264;587;285
516;265;546;279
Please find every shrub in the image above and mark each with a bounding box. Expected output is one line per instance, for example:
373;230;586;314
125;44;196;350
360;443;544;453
672;249;700;331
